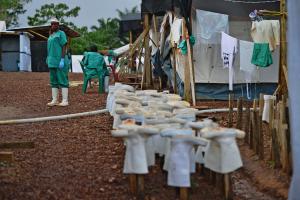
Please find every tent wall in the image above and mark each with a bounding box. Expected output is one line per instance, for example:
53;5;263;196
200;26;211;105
190;19;280;84
0;35;20;72
192;0;280;19
31;41;48;72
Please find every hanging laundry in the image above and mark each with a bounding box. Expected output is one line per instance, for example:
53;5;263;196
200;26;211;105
170;17;183;47
178;35;195;55
251;43;273;67
221;32;238;91
240;40;258;99
249;10;263;22
251;20;280;51
195;10;229;44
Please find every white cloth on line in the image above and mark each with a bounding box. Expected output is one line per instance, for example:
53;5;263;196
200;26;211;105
262;95;276;123
240;40;258;99
195;10;229;44
251;20;280;51
170;18;183;47
221;32;238;91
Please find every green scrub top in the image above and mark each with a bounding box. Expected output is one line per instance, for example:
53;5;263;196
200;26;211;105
47;30;67;68
83;52;105;70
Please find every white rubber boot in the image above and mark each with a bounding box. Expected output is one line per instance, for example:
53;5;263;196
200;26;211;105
58;88;69;107
47;88;59;106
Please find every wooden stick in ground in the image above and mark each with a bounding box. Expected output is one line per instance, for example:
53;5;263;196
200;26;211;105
279;100;289;172
236;97;243;130
0;152;14;163
224;173;233;200
185;29;196;106
228;94;234;128
258;93;265;159
0;141;34;149
137;175;145;199
269;98;275;160
252;99;259;155
281;96;290;173
273;102;281;168
180;187;189;200
142;14;152;89
182;19;192;103
129;174;137;195
244;104;251;144
172;48;178;94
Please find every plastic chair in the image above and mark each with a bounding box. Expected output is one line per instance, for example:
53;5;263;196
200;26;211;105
79;61;104;94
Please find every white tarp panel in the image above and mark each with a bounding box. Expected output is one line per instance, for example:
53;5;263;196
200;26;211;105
195;10;229;44
113;44;130;56
190;10;279;84
19;33;32;72
72;55;83;73
0;21;6;31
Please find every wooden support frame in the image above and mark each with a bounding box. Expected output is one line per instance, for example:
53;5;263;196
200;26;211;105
0;152;14;163
228;94;234;128
236;97;243;130
258;94;265;159
0;141;34;149
142;14;153;89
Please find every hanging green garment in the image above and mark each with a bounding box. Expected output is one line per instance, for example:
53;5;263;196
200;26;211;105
251;43;273;67
178;35;196;55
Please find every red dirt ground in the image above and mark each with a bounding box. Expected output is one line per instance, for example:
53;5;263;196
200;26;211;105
0;72;289;199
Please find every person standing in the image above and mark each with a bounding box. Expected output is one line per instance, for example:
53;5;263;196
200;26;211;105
46;18;69;107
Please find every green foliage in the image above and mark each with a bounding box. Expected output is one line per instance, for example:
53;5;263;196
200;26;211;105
71;18;122;55
27;3;80;28
0;0;31;27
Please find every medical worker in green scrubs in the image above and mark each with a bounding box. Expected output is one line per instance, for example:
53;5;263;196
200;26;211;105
46;18;69;107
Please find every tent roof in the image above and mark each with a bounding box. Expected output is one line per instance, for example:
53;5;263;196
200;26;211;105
192;0;280;19
7;24;80;41
120;13;141;21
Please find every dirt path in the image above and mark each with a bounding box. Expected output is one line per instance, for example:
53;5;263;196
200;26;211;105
0;72;288;199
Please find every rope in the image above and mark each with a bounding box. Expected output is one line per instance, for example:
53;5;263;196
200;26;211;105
224;0;279;3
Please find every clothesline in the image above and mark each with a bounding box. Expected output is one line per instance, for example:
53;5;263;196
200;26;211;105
224;0;279;3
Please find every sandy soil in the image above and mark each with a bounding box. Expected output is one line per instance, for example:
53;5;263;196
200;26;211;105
0;72;289;199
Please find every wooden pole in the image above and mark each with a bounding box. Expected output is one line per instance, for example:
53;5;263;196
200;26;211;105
279;0;288;95
143;14;152;88
182;19;192;103
224;174;233;200
137;174;145;198
228;94;234;128
244;104;251;144
129;31;133;72
0;152;14;163
252;100;259;155
172;48;178;94
258;94;265;159
185;30;196;106
129;174;137;195
179;187;189;200
236;97;243;130
0;142;34;149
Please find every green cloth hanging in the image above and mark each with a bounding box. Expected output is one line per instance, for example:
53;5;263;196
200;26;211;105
178;35;196;55
251;43;273;67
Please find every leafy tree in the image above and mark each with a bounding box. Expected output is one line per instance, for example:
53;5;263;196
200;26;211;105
116;6;139;19
0;0;31;27
71;18;122;55
27;3;80;28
